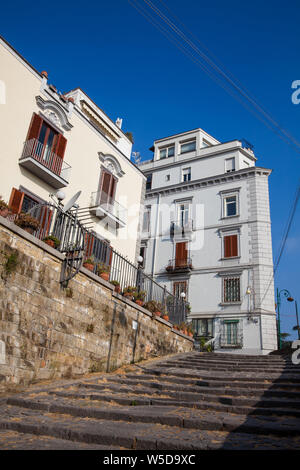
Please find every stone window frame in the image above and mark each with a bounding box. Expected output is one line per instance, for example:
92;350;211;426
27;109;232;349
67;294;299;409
220;188;241;219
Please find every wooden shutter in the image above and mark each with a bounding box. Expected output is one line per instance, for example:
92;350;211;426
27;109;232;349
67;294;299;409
27;113;43;141
224;235;238;258
175;242;187;267
8;188;24;214
99;170;117;205
38;207;53;239
56;134;67;160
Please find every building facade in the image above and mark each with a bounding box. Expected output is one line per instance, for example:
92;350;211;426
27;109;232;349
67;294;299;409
0;36;145;263
138;128;277;355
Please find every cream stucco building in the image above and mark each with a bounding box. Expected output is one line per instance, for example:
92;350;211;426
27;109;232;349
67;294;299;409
0;36;145;263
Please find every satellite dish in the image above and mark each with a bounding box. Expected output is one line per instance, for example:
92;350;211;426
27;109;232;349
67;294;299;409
63;191;82;212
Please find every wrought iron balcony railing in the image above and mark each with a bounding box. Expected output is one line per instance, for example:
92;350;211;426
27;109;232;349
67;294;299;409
170;219;193;238
90;190;127;228
19;138;71;188
166;257;193;272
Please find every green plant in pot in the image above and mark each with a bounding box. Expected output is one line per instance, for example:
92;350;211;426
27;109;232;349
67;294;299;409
15;212;40;234
123;285;137;300
43;235;60;249
96;262;110;281
0;198;10;218
111;280;120;293
144;300;162;317
83;257;95;272
133;290;146;307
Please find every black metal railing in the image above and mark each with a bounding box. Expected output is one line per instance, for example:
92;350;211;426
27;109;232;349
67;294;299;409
166;258;193;272
11;202;188;325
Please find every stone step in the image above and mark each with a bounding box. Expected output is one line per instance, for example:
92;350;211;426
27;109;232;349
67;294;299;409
199;353;291;361
173;359;300;369
47;387;300;418
0;404;299;449
142;367;300;383
0;429;125;450
7;395;300;437
125;372;300;391
104;375;300;399
158;361;300;373
78;381;300;410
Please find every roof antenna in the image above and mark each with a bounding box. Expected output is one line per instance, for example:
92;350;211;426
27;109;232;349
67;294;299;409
132;151;141;164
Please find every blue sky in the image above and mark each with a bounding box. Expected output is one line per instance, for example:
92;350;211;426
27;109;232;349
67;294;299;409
1;0;299;338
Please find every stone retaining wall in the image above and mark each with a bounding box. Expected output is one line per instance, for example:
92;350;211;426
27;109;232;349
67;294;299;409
0;217;193;391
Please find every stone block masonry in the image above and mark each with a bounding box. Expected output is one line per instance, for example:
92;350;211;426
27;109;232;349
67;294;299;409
0;217;193;391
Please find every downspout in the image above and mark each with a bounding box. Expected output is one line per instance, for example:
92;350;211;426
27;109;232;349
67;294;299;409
151;193;160;278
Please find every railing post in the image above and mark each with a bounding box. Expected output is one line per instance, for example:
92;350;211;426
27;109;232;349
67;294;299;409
163;285;167;314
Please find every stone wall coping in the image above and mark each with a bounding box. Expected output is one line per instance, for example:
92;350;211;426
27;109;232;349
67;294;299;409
0;216;193;344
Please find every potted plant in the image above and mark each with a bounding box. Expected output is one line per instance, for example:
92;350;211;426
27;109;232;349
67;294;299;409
0;198;10;218
144;300;162;317
162;312;169;322
123;286;137;300
179;322;188;336
15;212;40;234
187;323;194;338
96;262;110;281
133;290;146;307
111;280;121;293
83;257;95;272
43;235;60;249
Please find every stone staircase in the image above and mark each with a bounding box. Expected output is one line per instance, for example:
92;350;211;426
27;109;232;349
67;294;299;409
0;352;300;449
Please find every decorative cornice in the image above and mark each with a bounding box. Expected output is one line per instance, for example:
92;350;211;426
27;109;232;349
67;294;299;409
36;96;73;131
145;167;272;199
98;152;125;177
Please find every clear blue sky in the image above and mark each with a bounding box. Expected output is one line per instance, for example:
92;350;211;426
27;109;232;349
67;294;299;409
1;0;299;338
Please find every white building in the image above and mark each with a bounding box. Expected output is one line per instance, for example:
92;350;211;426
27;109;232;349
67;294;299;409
138;128;278;355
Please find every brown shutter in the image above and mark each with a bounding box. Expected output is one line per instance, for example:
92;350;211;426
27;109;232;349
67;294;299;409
27;113;43;141
175;242;187;267
224;235;238;258
8;188;24;214
109;176;117;203
231;235;238;257
38;207;53;239
56;134;67;160
224;236;231;258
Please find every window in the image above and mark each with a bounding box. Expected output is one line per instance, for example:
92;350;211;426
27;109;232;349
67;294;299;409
224;320;239;345
224;195;238;217
26;113;67;173
146;174;152;190
173;280;188;299
223;277;241;303
177;202;190;226
224;234;238;258
175;242;188;267
159;145;175;159
165;174;170;182
225;157;235;173
139;246;146;268
182;167;191;182
142;206;151;233
99;168;117;206
181;140;196;154
192;319;213;338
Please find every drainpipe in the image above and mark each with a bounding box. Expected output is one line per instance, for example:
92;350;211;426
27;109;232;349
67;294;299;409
151;193;160;278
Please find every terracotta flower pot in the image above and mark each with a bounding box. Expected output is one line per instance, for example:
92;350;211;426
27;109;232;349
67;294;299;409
83;263;94;272
162;315;169;321
100;272;109;281
135;299;144;307
154;311;161;317
188;332;193;338
0;208;9;218
114;285;121;293
45;239;55;248
124;293;133;300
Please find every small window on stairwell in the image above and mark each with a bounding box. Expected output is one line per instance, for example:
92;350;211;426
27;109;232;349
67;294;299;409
173;280;188;300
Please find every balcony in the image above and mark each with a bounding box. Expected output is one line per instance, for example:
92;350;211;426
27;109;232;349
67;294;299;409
170;219;193;239
90;190;127;228
19;138;71;189
166;257;193;273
